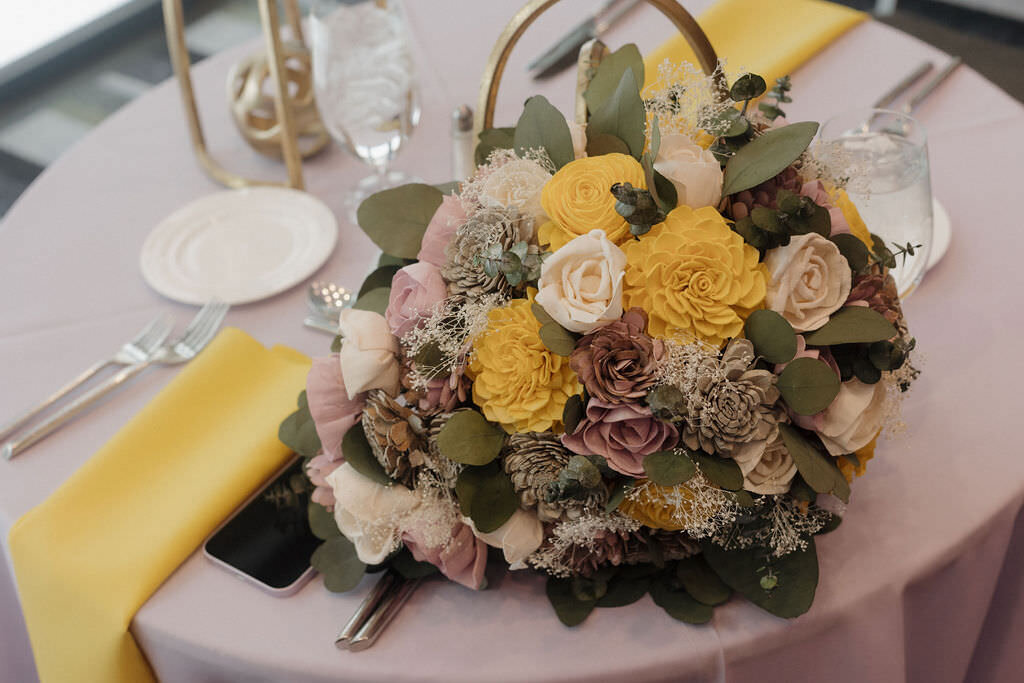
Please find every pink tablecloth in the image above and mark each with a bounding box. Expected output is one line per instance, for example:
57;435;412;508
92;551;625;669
2;1;1023;681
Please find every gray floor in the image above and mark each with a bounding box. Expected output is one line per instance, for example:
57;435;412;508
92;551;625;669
0;0;1021;217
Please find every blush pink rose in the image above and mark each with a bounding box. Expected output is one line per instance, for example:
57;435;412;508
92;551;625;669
561;399;678;477
306;354;366;461
306;454;344;508
385;262;448;339
402;521;488;590
417;194;466;268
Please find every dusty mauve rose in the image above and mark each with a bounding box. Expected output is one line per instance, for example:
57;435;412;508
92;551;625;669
417;368;471;414
306;454;344;508
417;194;466;268
817;379;887;456
338;309;401;399
403;520;488;590
653;134;723;209
385;262;447;339
763;233;852;332
561;400;678;477
306;354;366;461
535;229;627;333
571;308;664;404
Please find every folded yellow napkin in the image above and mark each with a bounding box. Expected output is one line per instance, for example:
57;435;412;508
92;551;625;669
644;0;867;89
8;327;311;682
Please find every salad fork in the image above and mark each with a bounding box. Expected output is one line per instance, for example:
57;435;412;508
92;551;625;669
2;301;229;460
0;314;173;442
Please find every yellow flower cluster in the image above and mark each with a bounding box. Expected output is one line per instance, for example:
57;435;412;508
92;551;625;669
467;293;582;433
621;205;768;347
830;186;874;250
539;153;646;250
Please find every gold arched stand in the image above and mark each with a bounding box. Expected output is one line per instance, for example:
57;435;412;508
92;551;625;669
474;0;725;138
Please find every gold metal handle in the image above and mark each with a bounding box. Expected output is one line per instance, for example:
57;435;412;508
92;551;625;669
474;0;723;137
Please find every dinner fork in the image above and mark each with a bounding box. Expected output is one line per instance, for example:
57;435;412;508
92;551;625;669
2;301;229;460
0;314;173;442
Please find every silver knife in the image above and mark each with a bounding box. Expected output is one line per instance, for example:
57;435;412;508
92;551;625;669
529;0;642;80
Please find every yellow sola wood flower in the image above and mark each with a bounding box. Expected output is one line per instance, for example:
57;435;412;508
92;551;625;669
621;205;768;347
838;433;878;483
467;292;582;433
618;477;722;531
829;186;874;250
539;153;646;251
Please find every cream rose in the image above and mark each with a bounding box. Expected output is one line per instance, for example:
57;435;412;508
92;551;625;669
817;379;886;456
535;229;627;334
326;463;419;564
653;134;723;209
466;508;544;568
338;308;401;399
479;157;551;238
566;119;587;159
732;428;797;495
763;233;852;332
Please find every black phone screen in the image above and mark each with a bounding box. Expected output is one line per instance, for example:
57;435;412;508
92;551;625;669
204;458;321;590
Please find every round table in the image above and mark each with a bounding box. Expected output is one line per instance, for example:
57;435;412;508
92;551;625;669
2;1;1023;681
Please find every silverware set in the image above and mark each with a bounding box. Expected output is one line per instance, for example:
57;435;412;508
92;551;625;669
872;56;963;113
336;570;420;651
304;280;352;334
1;301;229;460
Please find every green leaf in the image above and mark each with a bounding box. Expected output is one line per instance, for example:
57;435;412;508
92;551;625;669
352;287;391;316
308;501;341;540
692;451;743;491
341;422;391;485
414;340;445;370
585;132;631;157
359;265;401;298
652;170;678;212
803;306;897;346
596;574;650;608
868;340;905;371
649;576;714;623
701;538;819;618
562;394;585;435
390;547;440;579
778;424;849;502
278;391;322;458
751;207;784;234
583;44;644;115
456;462;518;533
377;253;415;268
730;73;767;101
643;450;696;486
547;576;597;626
434;180;460;195
649;115;662;161
330;335;342;353
744;309;797;364
777;357;840;416
721;121;819;196
539;322;578;357
514;95;575;169
789;475;817;502
357;183;442;259
475;126;516;166
605;480;630;513
676;557;733;606
587;67;645;159
437;410;506;466
311;536;366;593
830;233;871;272
853;355;882;384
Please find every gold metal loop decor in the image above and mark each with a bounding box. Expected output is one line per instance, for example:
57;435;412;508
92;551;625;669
474;0;724;138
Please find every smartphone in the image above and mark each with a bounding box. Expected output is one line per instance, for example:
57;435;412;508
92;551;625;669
203;456;320;596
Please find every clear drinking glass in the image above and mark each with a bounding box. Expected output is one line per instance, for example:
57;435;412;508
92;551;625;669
818;108;933;297
310;0;420;218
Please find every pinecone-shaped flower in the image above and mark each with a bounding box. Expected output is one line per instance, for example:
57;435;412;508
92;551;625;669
725;165;802;221
441;205;528;297
503;432;606;522
362;389;428;488
682;339;780;456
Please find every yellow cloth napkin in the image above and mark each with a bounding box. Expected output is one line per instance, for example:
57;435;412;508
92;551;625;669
644;0;867;90
8;327;311;682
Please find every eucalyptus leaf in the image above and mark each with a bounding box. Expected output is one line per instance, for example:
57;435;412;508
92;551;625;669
539;322;578;357
789;475;817;502
653;170;678;213
853;355;882;384
434;180;460;195
531;302;556;326
730;73;767;102
475;126;516;166
676;557;732;606
308;501;341;540
437;410;506;466
562;394;585;435
583;43;644;115
352;287;391;316
868;340;905;371
341;422;392;485
778;424;849;502
777;357;841;416
751;207;783;233
357;183;442;259
701;538;818;618
721;121;819;196
596;574;650;608
278;392;322;458
359;265;401;298
586;133;631;157
377;253;413;268
547;576;597;626
649;577;714;624
650;115;662;161
692;451;743;491
456;462;518;533
391;547;440;579
587;68;645;159
734;490;755;507
744;309;797;364
803;306;897;346
605;480;630;513
830;233;871;272
643;450;696;486
330;335;342;353
415;340;445;370
514;95;575;169
311;536;366;593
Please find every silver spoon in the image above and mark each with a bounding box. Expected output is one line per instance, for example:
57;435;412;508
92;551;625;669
305;281;353;334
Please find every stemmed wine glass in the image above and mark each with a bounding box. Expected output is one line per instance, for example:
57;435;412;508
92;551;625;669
310;0;421;219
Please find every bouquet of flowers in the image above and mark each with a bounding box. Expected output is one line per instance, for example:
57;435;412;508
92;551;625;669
280;48;918;625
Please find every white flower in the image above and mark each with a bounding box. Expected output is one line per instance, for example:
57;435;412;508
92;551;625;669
535;229;627;334
338;308;401;399
326;463;419;564
817;379;886;456
465;508;543;568
478;157;551;238
566;119;587;159
763;233;852;332
732;428;797;495
653;134;723;209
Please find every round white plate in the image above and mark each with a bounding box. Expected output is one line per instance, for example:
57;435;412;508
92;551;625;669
140;187;338;305
928;197;951;270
